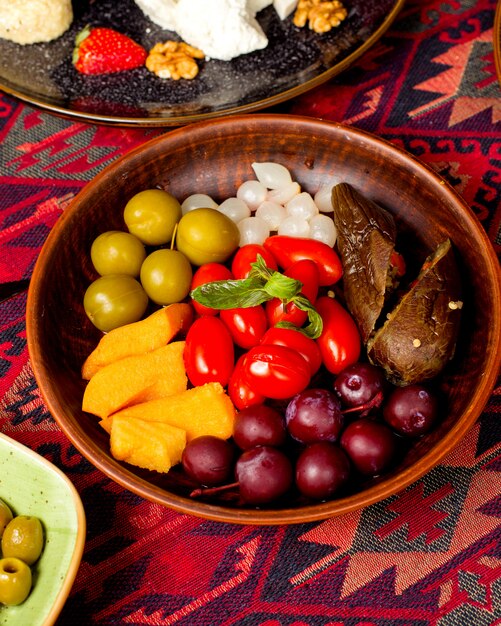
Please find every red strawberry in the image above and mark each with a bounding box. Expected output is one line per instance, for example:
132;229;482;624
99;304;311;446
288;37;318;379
73;26;147;75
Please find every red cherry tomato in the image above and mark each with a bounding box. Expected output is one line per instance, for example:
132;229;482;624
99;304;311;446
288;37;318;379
315;296;361;374
190;263;233;316
231;244;278;279
242;344;311;400
265;259;319;327
263;235;342;286
220;305;268;349
390;251;406;277
184;316;235;386
228;355;266;410
260;327;322;376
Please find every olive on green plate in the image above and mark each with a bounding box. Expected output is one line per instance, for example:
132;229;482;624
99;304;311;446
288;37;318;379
0;498;13;540
2;515;44;566
0;557;32;606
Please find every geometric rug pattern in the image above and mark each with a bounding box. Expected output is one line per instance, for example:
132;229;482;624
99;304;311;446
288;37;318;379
0;0;499;623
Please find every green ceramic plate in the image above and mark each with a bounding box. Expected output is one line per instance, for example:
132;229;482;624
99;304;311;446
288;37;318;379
0;432;85;626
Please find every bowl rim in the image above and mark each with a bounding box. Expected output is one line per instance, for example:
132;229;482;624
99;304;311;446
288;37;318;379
26;114;501;525
0;431;86;624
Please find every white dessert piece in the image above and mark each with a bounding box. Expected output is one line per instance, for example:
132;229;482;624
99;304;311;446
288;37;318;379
134;0;300;61
273;0;298;20
171;0;269;61
134;0;178;31
0;0;73;45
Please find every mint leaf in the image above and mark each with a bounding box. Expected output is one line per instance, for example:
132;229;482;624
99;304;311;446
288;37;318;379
248;254;303;299
282;295;324;339
263;272;302;300
247;255;275;281
190;277;272;309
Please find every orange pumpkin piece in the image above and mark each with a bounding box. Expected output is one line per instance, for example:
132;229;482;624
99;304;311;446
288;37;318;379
82;341;187;419
110;415;186;473
103;382;236;442
82;303;193;379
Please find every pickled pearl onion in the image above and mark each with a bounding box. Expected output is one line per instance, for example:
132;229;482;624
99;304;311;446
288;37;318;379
277;216;310;238
217;197;251;223
181;193;218;214
314;180;343;213
285;192;319;221
236;180;267;211
251;162;293;190
255;200;287;231
266;181;301;205
238;216;271;245
308;214;337;247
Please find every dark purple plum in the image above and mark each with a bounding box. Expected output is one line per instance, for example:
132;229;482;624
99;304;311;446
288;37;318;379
235;446;293;505
340;419;396;476
182;436;235;486
333;362;386;413
233;404;287;450
285;388;343;444
383;384;438;436
295;442;351;501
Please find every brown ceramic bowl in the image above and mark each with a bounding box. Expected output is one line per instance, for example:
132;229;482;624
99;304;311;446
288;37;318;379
27;115;501;525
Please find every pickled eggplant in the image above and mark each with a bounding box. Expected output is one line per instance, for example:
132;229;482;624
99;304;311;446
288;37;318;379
331;183;463;386
367;239;462;386
331;183;397;343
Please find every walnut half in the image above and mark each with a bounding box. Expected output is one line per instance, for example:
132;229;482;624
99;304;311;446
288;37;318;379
146;41;205;80
293;0;348;33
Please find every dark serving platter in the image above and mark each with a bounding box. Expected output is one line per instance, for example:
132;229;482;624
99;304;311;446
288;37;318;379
0;0;405;126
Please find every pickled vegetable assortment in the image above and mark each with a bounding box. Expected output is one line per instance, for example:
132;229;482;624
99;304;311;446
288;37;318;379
83;161;340;332
0;498;44;607
81;161;463;509
84;192;240;332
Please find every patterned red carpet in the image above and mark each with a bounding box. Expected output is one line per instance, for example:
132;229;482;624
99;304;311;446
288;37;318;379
0;0;500;624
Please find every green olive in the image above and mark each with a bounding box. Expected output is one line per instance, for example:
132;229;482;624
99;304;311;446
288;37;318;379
176;208;240;266
124;189;182;246
2;516;44;566
140;249;192;306
90;230;146;277
0;499;13;540
84;275;149;332
0;558;32;606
